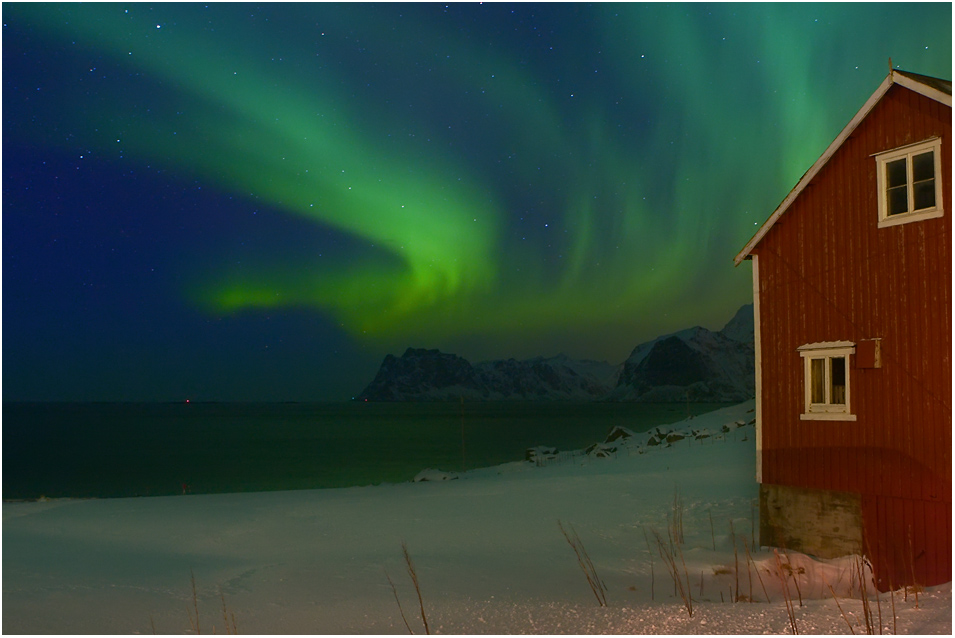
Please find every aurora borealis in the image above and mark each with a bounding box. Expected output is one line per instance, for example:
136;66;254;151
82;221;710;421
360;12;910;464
4;3;951;401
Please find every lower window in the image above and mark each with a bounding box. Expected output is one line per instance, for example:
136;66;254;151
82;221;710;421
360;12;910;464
798;342;856;421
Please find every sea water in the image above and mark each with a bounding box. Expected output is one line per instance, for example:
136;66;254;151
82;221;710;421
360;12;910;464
2;401;732;500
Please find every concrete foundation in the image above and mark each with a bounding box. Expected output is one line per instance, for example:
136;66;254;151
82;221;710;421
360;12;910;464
759;483;863;558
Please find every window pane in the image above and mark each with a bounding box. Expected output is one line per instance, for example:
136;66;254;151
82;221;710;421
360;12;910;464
913;151;935;182
830;357;846;405
886;158;908;187
810;359;825;404
887;184;908;216
913;178;936;210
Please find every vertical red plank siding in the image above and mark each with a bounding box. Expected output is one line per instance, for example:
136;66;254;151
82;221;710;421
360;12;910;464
754;82;952;588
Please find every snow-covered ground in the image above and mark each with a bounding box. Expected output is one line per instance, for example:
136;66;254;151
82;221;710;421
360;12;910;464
3;401;950;634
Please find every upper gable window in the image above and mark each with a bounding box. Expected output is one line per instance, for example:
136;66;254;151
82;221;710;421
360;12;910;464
875;138;944;228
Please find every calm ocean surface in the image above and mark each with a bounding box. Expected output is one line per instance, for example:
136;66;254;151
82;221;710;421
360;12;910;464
3;401;732;500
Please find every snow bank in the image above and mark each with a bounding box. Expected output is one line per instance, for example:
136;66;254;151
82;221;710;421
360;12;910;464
3;400;950;634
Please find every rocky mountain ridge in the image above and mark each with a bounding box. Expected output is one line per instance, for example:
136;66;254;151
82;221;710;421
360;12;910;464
608;304;754;402
357;350;620;401
356;304;754;402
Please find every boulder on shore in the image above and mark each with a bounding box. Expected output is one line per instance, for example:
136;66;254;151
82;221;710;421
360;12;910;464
413;469;458;482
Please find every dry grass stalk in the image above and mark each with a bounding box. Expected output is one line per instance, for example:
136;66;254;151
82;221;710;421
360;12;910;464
650;527;693;617
856;558;895;635
674;524;694;609
670;487;685;545
189;570;201;635
730;521;739;602
892;545;909;602
642;527;655;601
854;556;879;635
665;522;677;597
874;575;883;634
751;499;757;548
708;508;716;550
401;541;431;635
875;589;883;635
183;573;238;636
218;588;238;635
861;536;883;635
558;520;607;606
385;569;415;634
782;548;804;607
743;540;771;603
889;578;897;635
742;538;753;602
773;550;798;634
825;579;856;635
905;529;920;609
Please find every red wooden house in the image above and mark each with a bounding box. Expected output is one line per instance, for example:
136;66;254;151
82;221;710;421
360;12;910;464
735;69;951;590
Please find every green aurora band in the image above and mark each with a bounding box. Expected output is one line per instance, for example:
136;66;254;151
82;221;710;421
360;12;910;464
9;3;951;361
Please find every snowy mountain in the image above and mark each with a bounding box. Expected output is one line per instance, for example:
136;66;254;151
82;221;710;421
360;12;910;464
719;302;755;343
474;354;621;400
357;305;754;402
356;348;619;401
608;304;755;402
355;348;486;401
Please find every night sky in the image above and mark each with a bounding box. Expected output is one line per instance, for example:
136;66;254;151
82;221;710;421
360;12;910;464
3;3;951;402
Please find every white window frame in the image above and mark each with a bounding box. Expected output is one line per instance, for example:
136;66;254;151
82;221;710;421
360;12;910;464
875;137;944;228
798;342;856;421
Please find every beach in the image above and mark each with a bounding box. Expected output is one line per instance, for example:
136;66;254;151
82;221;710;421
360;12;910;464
3;401;950;634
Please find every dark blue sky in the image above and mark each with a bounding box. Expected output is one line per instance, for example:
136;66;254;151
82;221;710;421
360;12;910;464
3;3;951;401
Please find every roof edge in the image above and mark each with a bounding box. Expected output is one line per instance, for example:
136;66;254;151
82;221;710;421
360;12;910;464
894;70;952;104
893;73;952;107
734;69;952;266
